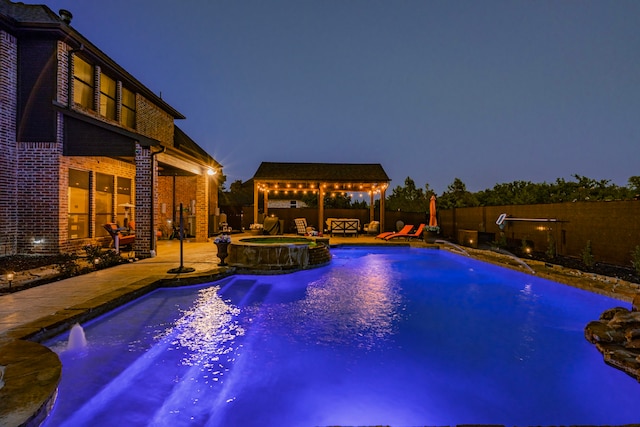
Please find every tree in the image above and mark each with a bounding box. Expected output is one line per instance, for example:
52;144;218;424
628;176;640;199
476;181;549;206
351;199;369;209
323;193;353;209
438;178;479;209
219;179;252;206
385;177;429;212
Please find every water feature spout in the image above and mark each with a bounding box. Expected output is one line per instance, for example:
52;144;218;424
435;240;471;257
67;323;88;351
493;248;536;275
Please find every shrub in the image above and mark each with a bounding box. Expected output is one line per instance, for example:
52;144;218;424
83;244;103;263
631;245;640;276
493;233;507;249
98;250;124;269
56;253;81;278
581;240;595;269
545;235;556;260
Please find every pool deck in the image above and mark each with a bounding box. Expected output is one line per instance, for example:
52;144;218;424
1;233;638;427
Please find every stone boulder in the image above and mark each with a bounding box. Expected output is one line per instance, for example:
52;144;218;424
585;305;640;381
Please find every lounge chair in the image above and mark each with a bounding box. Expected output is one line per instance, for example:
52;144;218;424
385;223;426;241
103;223;135;252
375;224;413;240
294;218;314;235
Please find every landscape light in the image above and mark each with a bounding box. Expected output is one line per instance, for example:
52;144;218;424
6;272;14;288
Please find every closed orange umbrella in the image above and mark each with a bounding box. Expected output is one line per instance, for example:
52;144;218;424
429;195;438;227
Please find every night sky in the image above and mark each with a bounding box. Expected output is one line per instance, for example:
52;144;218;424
42;0;640;193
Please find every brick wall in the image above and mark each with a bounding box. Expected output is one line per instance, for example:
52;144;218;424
135;144;153;257
0;30;18;255
137;96;174;146
157;174;210;242
2;35;217;257
157;175;197;235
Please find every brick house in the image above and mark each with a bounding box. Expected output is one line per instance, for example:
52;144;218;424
0;1;222;258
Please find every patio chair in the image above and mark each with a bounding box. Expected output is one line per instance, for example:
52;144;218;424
103;223;135;252
385;223;426;241
375;224;413;240
363;221;379;235
294;218;314;235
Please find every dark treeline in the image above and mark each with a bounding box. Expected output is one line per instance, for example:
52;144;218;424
221;175;640;213
375;174;640;212
437;174;640;210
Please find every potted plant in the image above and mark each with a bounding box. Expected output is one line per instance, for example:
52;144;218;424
214;234;231;266
423;225;440;243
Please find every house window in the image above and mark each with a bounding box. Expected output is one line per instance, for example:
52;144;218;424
73;56;94;110
100;74;117;120
68;169;90;239
121;87;136;129
96;173;114;237
117;177;133;228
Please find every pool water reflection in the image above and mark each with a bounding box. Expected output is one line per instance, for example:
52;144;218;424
43;247;639;426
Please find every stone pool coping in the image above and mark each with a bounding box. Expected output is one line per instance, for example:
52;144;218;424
1;240;638;427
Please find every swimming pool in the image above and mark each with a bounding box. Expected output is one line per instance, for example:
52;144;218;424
43;247;639;426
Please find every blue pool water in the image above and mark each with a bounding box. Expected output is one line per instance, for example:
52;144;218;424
43;247;639;426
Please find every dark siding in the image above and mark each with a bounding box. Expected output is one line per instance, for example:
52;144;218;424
18;37;57;142
64;116;135;156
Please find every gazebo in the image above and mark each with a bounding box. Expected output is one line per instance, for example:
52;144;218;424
252;162;391;232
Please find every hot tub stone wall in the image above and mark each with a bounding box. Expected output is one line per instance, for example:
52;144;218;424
227;241;331;272
309;243;331;266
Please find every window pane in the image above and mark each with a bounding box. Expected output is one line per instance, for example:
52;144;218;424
117;177;133;229
100;94;116;120
121;106;135;128
68;169;89;239
99;74;117;120
96;173;113;193
69;169;89;189
121;87;136;128
68;195;88;239
122;87;135;109
100;74;116;97
73;57;94;110
96;173;113;236
96;191;113;237
74;57;93;83
74;81;93;109
117;177;131;195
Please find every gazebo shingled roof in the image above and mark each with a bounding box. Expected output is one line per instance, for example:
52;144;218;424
251;162;391;232
252;162;390;183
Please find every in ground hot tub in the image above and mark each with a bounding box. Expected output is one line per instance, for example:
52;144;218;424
227;236;331;271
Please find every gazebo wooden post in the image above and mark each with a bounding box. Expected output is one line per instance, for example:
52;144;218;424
369;191;375;223
253;181;259;225
263;186;269;217
318;184;325;235
380;187;386;232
